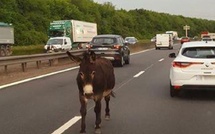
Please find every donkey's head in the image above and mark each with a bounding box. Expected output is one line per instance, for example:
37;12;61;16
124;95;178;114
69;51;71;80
67;51;97;97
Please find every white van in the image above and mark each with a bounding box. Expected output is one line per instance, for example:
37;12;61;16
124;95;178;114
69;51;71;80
155;34;173;50
44;37;72;52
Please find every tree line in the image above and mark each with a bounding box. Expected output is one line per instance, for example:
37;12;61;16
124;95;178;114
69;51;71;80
1;0;215;45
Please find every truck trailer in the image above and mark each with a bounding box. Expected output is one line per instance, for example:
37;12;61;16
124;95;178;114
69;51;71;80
166;31;178;40
44;20;97;52
0;22;14;56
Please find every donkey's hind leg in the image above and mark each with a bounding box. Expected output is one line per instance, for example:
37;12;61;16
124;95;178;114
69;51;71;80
104;95;111;120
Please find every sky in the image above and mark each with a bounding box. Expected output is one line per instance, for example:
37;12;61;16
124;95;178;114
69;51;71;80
93;0;215;21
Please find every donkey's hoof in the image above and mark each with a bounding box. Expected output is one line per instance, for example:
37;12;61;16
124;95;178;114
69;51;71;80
95;128;102;134
80;130;86;133
105;115;110;121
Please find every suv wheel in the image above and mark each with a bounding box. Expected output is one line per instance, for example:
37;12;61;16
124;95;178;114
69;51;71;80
125;55;130;64
118;56;124;67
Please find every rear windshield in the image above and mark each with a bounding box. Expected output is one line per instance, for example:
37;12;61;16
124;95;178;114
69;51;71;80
202;38;212;41
125;38;135;42
182;47;215;58
91;37;116;45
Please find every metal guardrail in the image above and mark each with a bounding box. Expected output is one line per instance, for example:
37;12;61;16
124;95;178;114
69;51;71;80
0;49;86;72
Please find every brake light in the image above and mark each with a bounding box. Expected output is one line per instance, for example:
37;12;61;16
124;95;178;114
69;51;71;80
174;85;181;90
172;62;203;68
113;45;121;49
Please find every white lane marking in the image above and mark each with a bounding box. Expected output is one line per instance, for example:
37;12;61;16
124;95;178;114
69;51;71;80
159;58;164;62
0;66;79;89
51;116;81;134
131;48;154;55
133;71;145;78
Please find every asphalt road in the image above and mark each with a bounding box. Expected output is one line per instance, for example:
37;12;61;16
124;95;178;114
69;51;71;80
1;44;215;134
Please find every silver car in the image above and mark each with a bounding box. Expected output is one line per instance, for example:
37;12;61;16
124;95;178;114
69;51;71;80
125;37;138;45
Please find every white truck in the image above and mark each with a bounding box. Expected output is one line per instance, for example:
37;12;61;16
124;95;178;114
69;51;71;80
155;34;173;50
166;31;178;40
0;22;14;56
44;20;97;52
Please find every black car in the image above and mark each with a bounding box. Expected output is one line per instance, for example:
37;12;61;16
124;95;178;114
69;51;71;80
88;34;130;67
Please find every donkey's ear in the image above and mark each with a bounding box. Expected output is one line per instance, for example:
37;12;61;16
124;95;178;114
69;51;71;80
90;51;96;61
66;51;82;62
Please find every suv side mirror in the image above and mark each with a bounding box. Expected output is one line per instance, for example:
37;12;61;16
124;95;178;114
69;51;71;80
169;53;176;58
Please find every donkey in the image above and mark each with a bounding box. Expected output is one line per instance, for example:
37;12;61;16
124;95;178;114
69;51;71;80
67;51;115;134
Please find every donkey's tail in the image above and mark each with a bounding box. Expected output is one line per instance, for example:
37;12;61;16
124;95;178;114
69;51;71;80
111;91;116;98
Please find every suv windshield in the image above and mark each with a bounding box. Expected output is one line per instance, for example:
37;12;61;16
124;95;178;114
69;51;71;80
91;37;116;45
182;47;215;58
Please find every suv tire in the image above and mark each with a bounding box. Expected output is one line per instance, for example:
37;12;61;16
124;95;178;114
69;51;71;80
125;55;130;64
117;56;124;67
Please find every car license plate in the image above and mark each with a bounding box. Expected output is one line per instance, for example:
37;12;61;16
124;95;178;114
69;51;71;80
98;48;108;50
204;75;215;80
195;75;215;80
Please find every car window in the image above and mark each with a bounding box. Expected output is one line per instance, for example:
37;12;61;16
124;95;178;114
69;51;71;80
118;37;124;45
182;37;189;40
202;38;212;41
91;37;116;45
47;39;63;45
125;37;135;41
182;47;215;58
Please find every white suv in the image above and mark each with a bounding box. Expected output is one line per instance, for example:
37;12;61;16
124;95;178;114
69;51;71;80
169;41;215;97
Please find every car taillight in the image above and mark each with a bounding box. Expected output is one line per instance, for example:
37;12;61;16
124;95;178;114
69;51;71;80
172;62;203;68
174;85;181;90
113;45;121;49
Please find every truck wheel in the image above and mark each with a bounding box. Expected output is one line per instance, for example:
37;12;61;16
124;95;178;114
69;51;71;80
0;49;5;56
5;45;12;56
5;49;10;56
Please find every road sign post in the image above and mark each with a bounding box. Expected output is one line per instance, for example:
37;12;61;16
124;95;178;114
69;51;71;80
183;25;190;37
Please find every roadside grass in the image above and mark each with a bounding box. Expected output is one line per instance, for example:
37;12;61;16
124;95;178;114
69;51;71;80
11;40;154;55
12;45;45;55
129;39;155;53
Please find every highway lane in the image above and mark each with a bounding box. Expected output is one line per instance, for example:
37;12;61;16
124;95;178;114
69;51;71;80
2;44;215;134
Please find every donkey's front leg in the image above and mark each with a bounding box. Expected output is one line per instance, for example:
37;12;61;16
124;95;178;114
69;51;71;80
94;100;102;134
80;96;87;133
